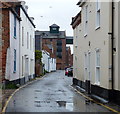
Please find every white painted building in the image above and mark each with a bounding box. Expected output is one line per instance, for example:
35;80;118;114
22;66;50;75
19;1;35;84
5;7;20;82
42;50;56;72
71;0;120;105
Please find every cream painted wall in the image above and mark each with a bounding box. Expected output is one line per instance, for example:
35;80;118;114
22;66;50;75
114;1;120;90
73;2;115;89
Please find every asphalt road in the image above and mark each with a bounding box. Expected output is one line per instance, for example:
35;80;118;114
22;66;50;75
6;70;112;112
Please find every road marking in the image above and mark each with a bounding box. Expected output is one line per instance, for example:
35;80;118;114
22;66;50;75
70;86;120;113
2;76;46;113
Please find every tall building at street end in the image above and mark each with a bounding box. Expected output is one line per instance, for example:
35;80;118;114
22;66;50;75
35;24;66;70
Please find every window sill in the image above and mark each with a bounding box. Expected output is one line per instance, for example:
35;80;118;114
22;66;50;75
96;66;100;68
13;71;16;73
95;26;100;30
14;36;16;39
84;34;87;37
94;82;100;86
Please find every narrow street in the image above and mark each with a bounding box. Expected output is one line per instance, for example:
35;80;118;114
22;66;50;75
6;70;111;112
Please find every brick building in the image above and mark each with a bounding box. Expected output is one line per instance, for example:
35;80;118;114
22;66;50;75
66;46;73;68
35;24;66;70
1;2;21;83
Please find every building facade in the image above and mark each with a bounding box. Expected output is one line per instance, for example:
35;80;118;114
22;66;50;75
42;50;56;72
19;1;35;84
2;2;21;83
35;24;66;70
71;1;120;105
66;46;73;68
1;1;35;85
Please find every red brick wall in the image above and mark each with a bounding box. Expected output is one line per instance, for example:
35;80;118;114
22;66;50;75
42;38;66;70
66;47;73;68
2;9;10;81
0;9;2;83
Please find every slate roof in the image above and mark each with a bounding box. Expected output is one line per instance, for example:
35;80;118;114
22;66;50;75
49;24;60;28
35;31;66;39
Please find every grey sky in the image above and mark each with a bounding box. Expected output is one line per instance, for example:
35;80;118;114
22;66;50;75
24;0;80;36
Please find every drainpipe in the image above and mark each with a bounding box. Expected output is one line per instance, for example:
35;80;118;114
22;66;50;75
111;1;114;91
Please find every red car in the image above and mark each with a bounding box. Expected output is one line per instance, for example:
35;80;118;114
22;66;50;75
65;68;69;75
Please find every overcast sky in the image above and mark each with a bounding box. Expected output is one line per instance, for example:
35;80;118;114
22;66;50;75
24;0;80;36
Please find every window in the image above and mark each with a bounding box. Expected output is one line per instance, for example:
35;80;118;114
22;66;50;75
57;46;62;52
95;49;100;85
27;32;29;49
52;28;57;30
96;0;100;28
57;40;62;46
56;52;62;58
22;27;24;46
30;35;32;50
84;5;88;36
14;15;16;38
14;49;16;72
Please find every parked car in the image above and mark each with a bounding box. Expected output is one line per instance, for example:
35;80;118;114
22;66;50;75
68;67;73;77
65;68;69;75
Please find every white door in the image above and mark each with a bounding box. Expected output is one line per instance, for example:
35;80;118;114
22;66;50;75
88;52;91;80
84;52;91;81
25;58;29;77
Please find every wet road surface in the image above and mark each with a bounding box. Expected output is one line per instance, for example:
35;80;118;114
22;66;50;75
6;70;112;112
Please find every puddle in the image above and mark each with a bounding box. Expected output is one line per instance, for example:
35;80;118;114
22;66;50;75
34;90;42;92
56;101;73;111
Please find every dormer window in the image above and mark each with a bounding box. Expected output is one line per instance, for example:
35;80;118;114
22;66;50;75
52;28;57;30
49;24;60;33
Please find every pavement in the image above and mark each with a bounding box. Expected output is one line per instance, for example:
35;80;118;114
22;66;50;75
4;70;120;113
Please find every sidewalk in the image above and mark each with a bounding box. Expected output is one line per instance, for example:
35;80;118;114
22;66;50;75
72;85;120;113
0;89;16;112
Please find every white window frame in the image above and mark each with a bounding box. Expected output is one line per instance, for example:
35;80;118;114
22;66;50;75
84;5;88;36
30;35;32;50
22;56;24;76
96;0;101;29
22;27;24;46
95;49;100;85
27;32;29;49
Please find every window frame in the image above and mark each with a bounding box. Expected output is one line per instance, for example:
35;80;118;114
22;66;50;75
96;0;101;29
95;49;100;85
13;49;16;73
84;5;88;37
14;15;17;38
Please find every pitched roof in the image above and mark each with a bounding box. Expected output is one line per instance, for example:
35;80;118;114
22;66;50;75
0;1;11;8
49;24;60;28
0;1;21;21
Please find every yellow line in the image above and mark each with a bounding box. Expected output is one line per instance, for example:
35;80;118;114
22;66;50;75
71;86;120;113
2;76;45;113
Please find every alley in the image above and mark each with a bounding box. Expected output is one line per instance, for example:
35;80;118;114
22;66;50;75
5;70;112;112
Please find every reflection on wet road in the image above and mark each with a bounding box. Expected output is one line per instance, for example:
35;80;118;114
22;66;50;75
6;70;111;112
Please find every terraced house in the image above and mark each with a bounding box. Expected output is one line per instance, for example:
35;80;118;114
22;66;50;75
71;0;120;105
1;1;35;85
